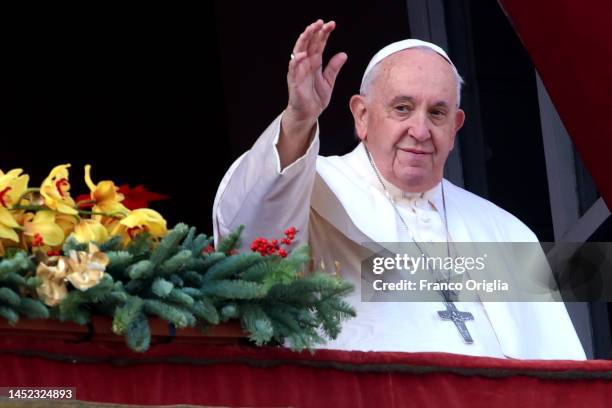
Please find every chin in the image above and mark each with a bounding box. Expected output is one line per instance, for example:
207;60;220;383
394;173;430;192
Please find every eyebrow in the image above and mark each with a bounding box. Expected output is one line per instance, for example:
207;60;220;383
388;96;451;109
388;96;415;105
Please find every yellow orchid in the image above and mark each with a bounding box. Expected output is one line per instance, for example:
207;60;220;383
40;164;77;215
111;208;167;245
55;213;79;239
71;219;109;244
23;210;65;248
83;164;129;218
0;168;29;243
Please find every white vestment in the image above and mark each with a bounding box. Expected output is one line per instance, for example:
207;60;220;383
213;113;586;360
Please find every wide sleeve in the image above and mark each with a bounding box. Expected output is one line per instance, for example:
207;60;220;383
212;112;320;250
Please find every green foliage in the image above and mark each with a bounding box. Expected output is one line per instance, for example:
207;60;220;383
0;250;48;324
240;303;274;346
203;252;264;282
0;224;356;353
216;224;244;254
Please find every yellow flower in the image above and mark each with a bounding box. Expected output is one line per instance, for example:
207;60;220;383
111;208;167;245
40;164;77;215
65;243;108;291
55;213;78;239
0;168;29;243
36;256;69;306
71;219;109;244
83;164;129;218
23;211;65;247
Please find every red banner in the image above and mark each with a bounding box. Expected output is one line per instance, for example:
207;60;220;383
1;335;611;407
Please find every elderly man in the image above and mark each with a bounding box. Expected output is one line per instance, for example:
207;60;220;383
213;20;586;359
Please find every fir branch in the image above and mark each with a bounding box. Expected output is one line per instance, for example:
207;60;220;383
191;235;213;256
127;232;152;257
240;259;274;283
216;225;244;254
184;298;219;325
113;296;144;335
168;274;184;287
200;280;267;300
202;252;264;282
0;273;26;287
25;276;42;289
181;227;197;251
97;236;123;252
149;223;189;266
0;251;33;275
200;252;226;270
220;302;239;321
182;271;203;287
165;288;194;306
0;305;19;325
127;260;155;280
0;287;21;307
240;303;273;346
142;299;196;328
151;278;173;298
158;249;192;276
16;298;49;320
106;251;134;271
125;312;151;352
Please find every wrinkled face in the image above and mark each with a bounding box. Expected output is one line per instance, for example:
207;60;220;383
351;49;465;192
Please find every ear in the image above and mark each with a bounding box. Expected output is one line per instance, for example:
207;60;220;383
350;94;368;141
450;109;465;147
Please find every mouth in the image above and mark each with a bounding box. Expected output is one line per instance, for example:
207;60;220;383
397;147;432;155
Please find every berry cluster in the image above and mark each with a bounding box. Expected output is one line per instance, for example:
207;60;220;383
250;227;297;258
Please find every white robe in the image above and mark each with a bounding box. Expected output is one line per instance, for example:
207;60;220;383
213;113;586;360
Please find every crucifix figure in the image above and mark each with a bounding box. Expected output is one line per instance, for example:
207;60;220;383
438;301;474;344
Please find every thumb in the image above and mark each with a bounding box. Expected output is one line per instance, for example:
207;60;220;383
323;52;348;88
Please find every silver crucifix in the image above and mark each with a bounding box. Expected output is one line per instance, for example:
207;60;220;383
438;301;474;344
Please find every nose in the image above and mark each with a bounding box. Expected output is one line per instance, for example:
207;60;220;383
407;111;431;142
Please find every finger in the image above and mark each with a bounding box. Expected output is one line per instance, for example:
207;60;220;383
292;19;323;55
312;21;336;55
307;20;332;58
287;51;309;83
322;52;348;87
306;21;332;71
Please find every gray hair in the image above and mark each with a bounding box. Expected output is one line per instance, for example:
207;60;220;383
359;46;464;107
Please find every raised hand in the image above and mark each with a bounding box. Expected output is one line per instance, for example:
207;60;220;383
279;20;347;168
286;20;347;123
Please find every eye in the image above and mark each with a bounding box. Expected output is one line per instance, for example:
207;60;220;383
394;105;412;113
430;109;447;119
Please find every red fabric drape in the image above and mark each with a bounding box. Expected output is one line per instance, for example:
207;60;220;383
499;0;612;206
1;336;611;407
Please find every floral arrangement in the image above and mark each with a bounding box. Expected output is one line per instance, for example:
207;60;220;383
0;165;355;352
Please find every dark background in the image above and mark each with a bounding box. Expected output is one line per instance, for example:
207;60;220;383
0;1;559;240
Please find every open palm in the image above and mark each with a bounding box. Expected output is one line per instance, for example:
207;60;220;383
286;20;347;122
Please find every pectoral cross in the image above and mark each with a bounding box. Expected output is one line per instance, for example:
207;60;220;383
438;301;474;344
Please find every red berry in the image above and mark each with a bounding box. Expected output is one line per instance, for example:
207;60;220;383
278;249;287;258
